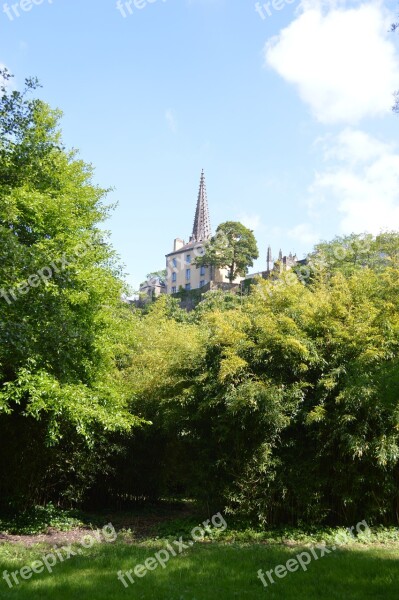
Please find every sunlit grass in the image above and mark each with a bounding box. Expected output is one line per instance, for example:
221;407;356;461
0;538;398;599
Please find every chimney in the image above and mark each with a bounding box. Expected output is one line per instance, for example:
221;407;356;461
173;238;185;252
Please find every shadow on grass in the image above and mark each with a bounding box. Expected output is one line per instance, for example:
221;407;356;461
0;542;397;599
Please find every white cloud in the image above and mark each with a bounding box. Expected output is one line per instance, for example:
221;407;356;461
265;1;399;124
288;222;319;244
239;213;263;231
165;109;177;133
309;129;399;234
318;129;395;165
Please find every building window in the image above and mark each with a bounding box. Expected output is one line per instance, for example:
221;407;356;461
172;272;177;282
200;280;205;288
185;283;191;291
186;269;191;280
171;286;176;294
186;254;191;263
200;266;206;276
172;258;177;267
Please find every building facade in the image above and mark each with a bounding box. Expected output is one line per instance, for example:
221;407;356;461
246;246;305;282
139;275;166;300
165;170;241;294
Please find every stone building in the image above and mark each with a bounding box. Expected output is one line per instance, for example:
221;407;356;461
139;275;166;300
165;170;243;294
246;246;304;282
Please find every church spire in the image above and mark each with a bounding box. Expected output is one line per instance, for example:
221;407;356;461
267;245;272;272
192;169;212;242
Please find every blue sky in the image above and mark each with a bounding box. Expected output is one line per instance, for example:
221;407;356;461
1;0;399;289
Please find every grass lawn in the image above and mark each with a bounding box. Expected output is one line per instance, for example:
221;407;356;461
0;538;398;599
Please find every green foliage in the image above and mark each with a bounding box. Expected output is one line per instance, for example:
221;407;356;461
195;221;259;282
193;289;242;316
0;71;143;508
145;269;167;281
0;503;82;535
153;515;399;545
306;232;399;279
139;269;167;288
117;232;399;526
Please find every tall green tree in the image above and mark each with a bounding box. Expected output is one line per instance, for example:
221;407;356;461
0;71;142;507
196;221;259;282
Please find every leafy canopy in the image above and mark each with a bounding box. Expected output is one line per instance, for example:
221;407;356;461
0;70;142;445
195;221;259;282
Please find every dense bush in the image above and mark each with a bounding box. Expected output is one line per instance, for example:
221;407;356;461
116;234;399;526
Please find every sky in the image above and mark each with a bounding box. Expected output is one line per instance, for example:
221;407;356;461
1;0;399;289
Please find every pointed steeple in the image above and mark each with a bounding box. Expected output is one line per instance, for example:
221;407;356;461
267;245;272;272
191;169;212;242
